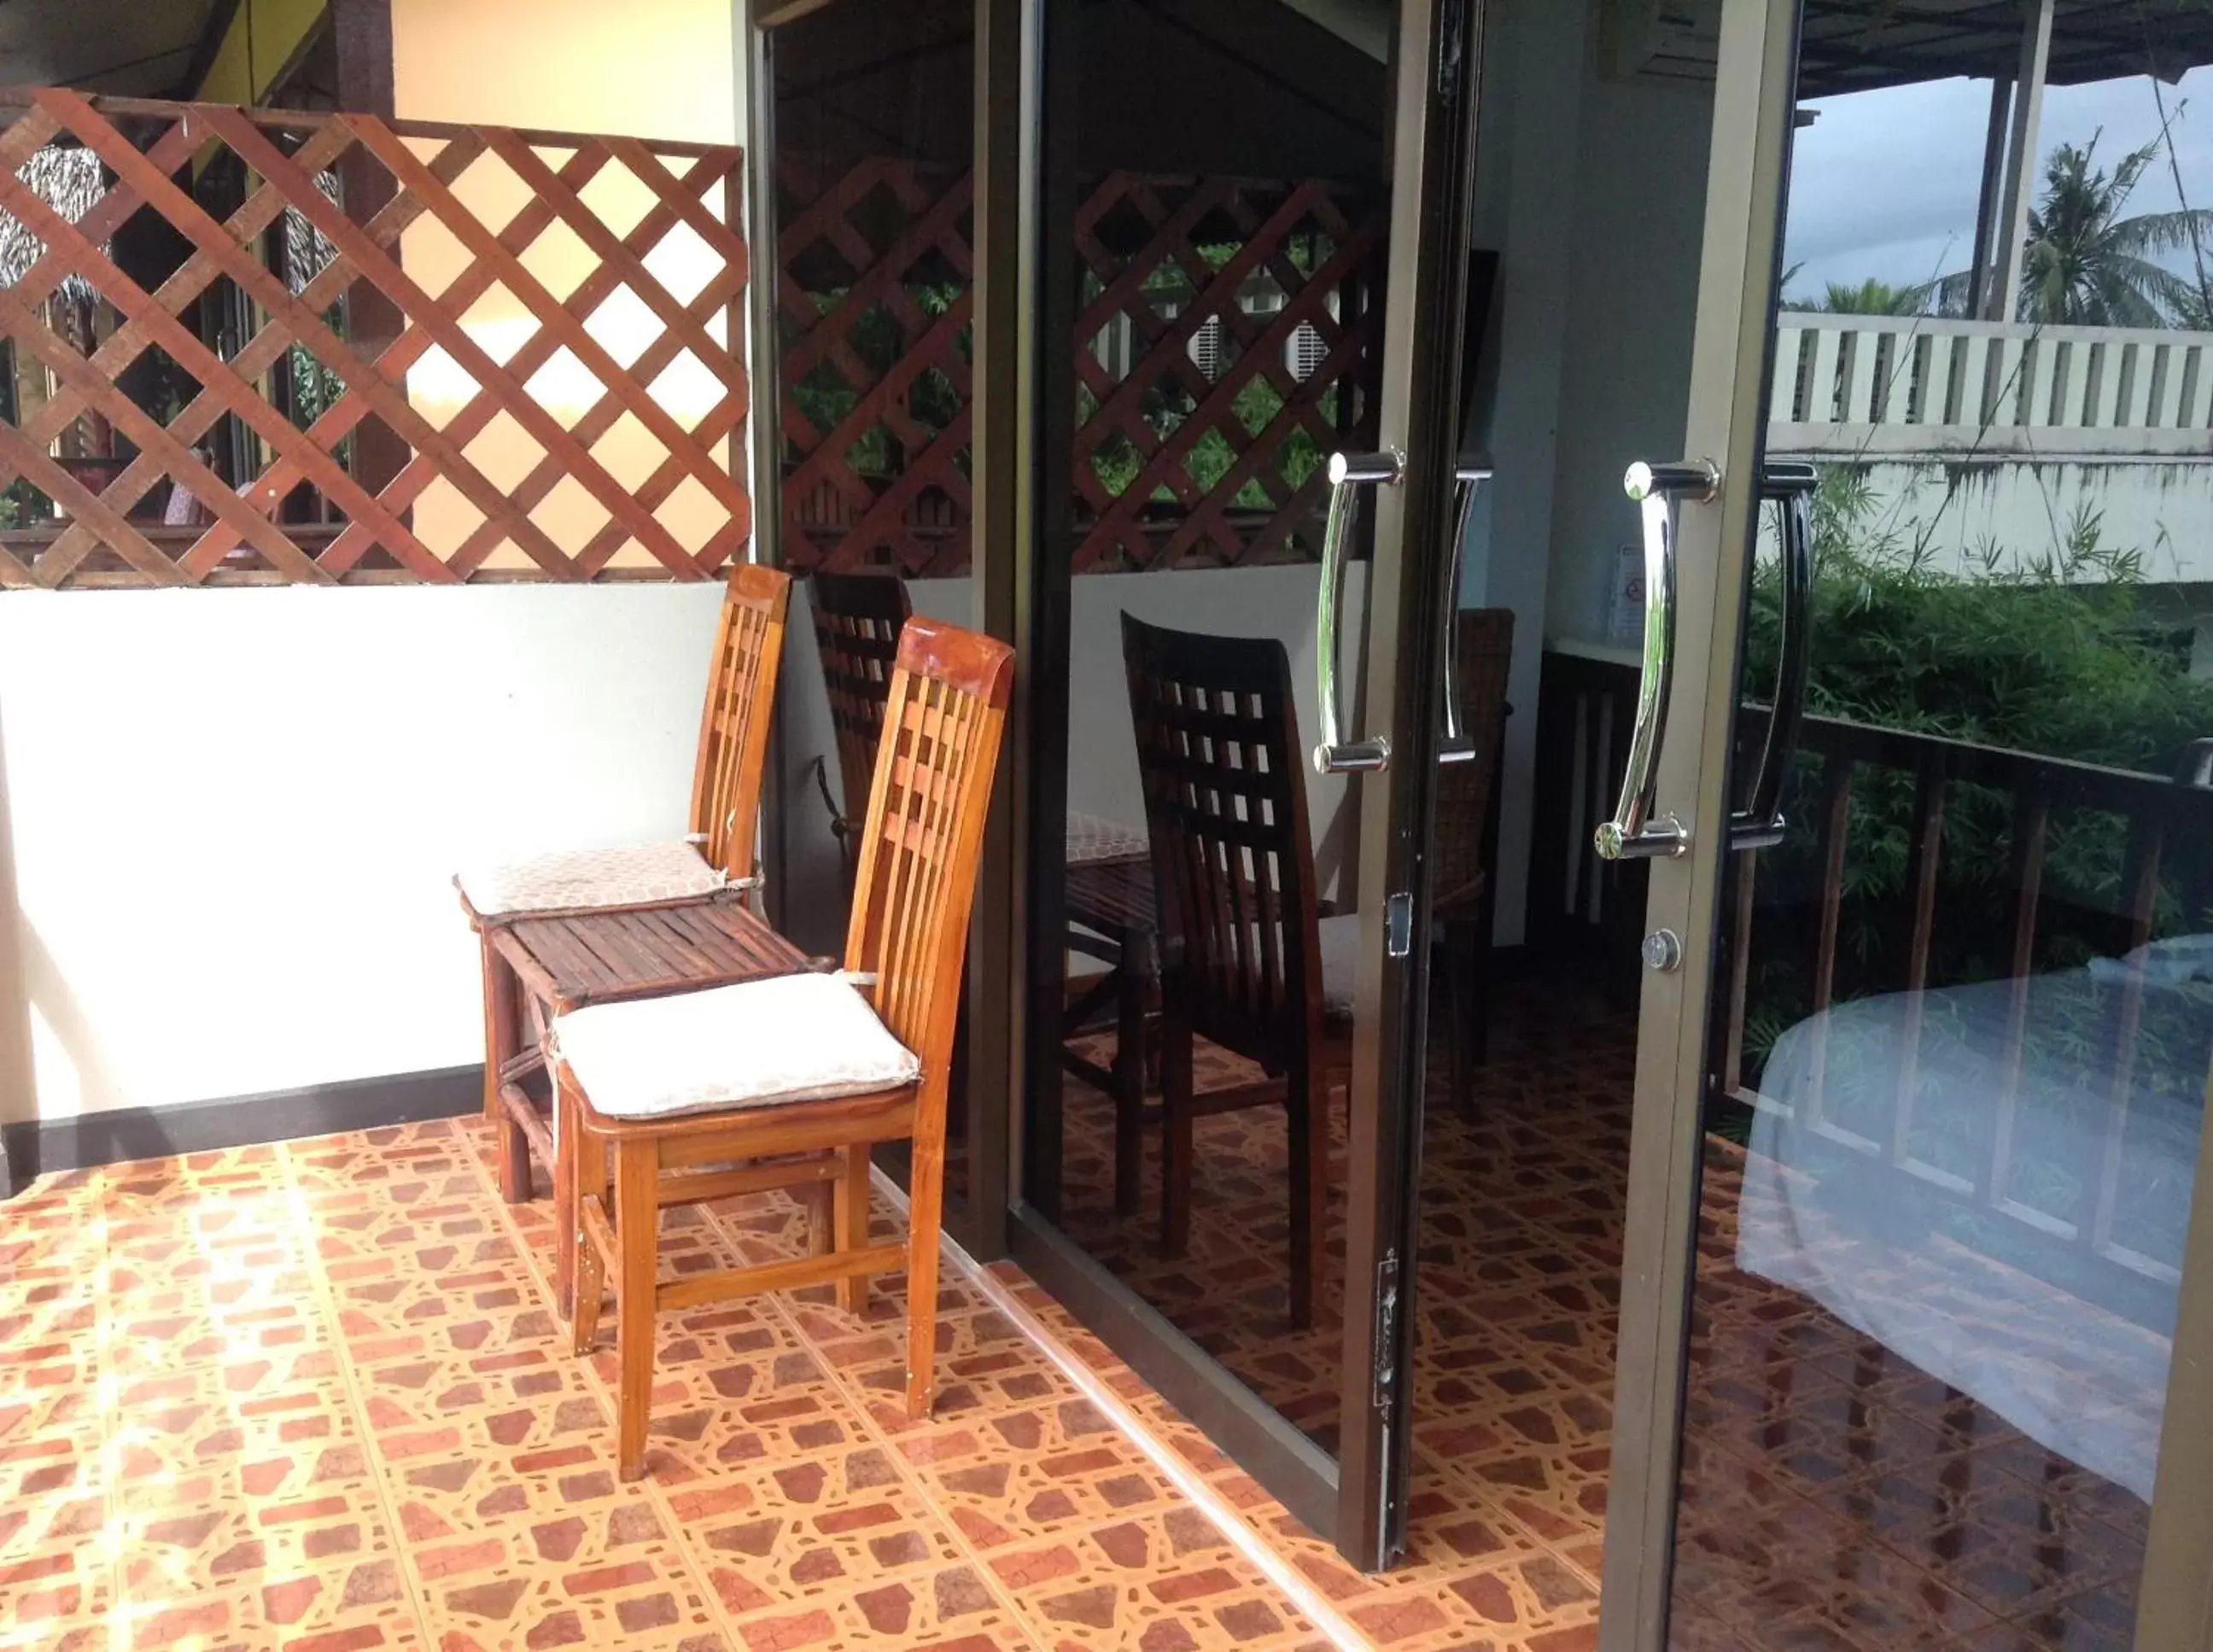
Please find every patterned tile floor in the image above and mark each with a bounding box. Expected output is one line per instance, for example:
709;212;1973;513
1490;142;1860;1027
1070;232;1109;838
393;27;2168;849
1040;988;2153;1652
0;989;2159;1652
0;1118;1327;1652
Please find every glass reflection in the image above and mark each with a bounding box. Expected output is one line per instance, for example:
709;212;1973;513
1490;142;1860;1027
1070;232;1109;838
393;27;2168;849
1024;0;1392;1455
764;0;975;1208
1670;9;2213;1647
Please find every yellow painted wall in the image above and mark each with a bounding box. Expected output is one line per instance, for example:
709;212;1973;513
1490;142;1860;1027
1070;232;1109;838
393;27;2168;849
391;0;744;573
198;0;329;106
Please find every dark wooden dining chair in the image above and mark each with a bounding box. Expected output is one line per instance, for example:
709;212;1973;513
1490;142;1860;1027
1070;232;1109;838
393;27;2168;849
809;569;911;875
1433;608;1515;1112
553;617;1014;1480
1121;613;1352;1330
458;562;791;1205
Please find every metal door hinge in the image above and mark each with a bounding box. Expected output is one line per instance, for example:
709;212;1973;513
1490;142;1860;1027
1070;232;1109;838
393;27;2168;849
1385;890;1413;959
1371;1248;1402;1410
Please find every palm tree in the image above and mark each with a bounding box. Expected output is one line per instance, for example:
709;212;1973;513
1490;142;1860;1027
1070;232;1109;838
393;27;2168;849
2009;135;2213;326
1790;276;1932;315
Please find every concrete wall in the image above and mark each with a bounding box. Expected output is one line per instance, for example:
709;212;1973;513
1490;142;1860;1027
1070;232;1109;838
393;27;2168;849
0;585;722;1120
0;0;745;1130
1781;457;2213;584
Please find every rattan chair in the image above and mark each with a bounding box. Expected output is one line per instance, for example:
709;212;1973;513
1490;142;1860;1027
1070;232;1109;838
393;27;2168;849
458;563;791;1204
1433;608;1514;1112
1122;614;1352;1331
552;616;1014;1480
809;569;912;877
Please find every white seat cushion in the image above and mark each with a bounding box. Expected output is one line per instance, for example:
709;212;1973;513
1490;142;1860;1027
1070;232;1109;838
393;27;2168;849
458;840;724;918
1317;912;1358;1017
552;972;920;1121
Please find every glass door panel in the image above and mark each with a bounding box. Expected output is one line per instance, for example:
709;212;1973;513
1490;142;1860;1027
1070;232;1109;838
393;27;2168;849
1008;0;1483;1563
1012;0;1392;1537
1601;2;2213;1646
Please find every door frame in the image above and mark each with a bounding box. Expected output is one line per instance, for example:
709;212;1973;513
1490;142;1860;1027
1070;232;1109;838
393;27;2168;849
1594;0;1802;1641
1596;3;2213;1647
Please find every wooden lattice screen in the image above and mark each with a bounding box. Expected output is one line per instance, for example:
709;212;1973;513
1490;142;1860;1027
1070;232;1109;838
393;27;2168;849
0;90;749;587
775;159;1382;578
1068;172;1381;572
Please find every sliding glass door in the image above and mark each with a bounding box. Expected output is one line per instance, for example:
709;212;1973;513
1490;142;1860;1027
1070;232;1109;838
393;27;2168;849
1605;3;2213;1648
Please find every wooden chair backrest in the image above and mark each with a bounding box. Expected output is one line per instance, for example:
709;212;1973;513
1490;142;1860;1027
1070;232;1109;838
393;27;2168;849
1433;607;1515;910
687;562;793;883
844;617;1015;1099
1121;613;1323;1061
810;571;912;826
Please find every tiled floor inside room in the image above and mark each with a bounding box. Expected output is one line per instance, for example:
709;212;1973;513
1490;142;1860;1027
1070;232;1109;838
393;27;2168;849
0;998;2160;1652
1048;987;2154;1652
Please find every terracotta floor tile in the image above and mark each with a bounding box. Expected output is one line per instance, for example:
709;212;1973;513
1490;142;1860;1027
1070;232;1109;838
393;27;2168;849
0;993;2170;1652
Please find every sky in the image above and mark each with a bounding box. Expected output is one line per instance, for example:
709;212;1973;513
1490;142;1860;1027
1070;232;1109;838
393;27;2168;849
1783;64;2213;301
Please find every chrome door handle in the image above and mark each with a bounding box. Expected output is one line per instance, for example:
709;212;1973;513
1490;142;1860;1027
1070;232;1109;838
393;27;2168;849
1731;461;1818;850
1314;448;1403;775
1595;458;1719;861
1438;462;1492;766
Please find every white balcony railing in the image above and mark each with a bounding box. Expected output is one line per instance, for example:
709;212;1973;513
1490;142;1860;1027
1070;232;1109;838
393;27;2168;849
1769;314;2213;459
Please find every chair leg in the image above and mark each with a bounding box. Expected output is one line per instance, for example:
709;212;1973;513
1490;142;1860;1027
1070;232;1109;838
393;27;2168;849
1112;956;1144;1217
480;934;531;1205
570;1109;605;1358
834;1143;872;1316
553;1083;578;1320
905;1117;946;1421
1159;1017;1194;1259
614;1135;660;1481
1285;1051;1324;1332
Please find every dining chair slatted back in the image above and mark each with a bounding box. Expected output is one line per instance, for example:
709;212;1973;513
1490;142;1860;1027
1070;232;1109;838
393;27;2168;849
810;571;912;858
688;563;793;883
1123;613;1323;1066
1122;614;1334;1327
1433;608;1515;911
1434;607;1515;1112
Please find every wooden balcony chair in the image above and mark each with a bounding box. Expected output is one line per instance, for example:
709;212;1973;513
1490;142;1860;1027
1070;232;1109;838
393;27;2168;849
1121;614;1354;1331
552;617;1014;1480
457;563;791;1205
808;569;912;877
1433;608;1515;1113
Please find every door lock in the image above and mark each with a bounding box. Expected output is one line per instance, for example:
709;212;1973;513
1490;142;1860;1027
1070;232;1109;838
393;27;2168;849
1642;928;1684;972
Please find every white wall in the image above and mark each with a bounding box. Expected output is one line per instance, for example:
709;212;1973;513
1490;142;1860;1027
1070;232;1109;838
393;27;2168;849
0;0;748;1128
1454;0;1713;946
0;586;724;1122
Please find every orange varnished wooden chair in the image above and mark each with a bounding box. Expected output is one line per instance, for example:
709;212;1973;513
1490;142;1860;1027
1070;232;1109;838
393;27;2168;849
550;617;1014;1480
1122;614;1352;1331
457;563;791;1205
